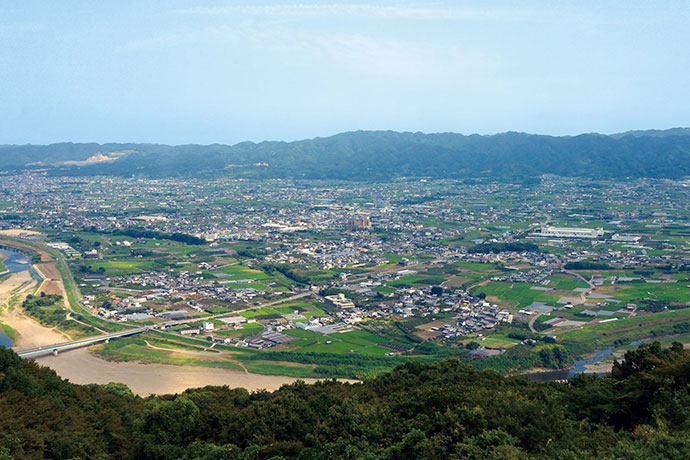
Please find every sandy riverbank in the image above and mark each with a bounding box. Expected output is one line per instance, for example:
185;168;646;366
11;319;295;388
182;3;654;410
0;271;69;348
0;229;42;237
36;348;325;395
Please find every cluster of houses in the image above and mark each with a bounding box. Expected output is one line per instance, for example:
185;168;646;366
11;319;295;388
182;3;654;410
493;269;552;285
457;302;513;336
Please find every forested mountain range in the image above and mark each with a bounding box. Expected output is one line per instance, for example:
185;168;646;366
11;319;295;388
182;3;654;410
2;342;690;459
2;128;689;180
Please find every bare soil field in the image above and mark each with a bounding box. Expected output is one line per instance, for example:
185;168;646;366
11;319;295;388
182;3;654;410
0;229;41;237
415;319;447;340
38;280;64;296
34;262;61;280
442;276;473;287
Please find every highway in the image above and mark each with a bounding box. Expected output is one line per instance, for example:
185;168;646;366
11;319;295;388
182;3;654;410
14;327;148;358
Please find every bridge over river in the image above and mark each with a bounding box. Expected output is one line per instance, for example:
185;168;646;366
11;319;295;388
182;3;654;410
14;327;148;358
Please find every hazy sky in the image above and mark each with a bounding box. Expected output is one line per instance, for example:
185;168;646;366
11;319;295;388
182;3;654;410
1;1;688;144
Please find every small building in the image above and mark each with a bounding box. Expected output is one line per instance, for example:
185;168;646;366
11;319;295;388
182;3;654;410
123;313;153;322
612;233;641;243
159;310;190;320
219;316;246;325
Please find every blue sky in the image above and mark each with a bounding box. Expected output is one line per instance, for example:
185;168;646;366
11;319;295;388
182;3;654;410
1;1;688;144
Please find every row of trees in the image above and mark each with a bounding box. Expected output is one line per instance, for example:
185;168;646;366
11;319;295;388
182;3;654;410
113;228;206;245
261;263;310;285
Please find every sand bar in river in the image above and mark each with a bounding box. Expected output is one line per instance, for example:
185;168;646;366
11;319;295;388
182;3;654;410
36;348;325;395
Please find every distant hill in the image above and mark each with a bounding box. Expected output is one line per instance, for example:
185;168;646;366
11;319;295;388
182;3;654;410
2;128;689;180
609;127;690;139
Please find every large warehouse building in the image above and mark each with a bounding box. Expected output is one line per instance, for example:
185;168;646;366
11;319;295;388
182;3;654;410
533;226;605;239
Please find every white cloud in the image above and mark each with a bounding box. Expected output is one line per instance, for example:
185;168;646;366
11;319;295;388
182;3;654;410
122;21;495;80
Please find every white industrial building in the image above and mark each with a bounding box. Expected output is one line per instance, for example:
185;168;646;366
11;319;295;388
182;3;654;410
612;233;641;243
533;226;605;239
324;293;356;309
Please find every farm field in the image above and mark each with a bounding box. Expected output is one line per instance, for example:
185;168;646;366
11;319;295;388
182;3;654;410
87;259;156;275
470;282;562;308
285;329;393;356
388;275;445;287
547;275;589;290
555;307;690;347
598;282;690;303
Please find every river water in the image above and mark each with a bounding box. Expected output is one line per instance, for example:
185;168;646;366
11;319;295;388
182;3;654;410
524;338;650;382
1;248;31;276
0;249;35;347
0;329;11;348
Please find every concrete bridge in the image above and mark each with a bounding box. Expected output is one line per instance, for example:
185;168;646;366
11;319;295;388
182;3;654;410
14;327;149;358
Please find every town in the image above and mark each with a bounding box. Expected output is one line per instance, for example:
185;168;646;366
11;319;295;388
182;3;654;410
0;173;689;378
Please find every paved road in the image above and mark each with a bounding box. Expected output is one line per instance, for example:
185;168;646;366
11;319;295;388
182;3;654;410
527;267;593;334
156;291;313;328
15;327;148;357
562;268;595;290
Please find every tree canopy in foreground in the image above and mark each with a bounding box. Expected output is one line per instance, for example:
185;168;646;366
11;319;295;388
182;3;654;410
1;341;690;459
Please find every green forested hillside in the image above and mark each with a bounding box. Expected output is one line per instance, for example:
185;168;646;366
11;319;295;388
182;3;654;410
2;129;690;180
2;342;690;459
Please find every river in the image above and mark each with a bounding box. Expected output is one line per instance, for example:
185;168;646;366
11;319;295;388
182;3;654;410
524;338;650;382
0;248;41;282
0;248;35;347
0;329;11;348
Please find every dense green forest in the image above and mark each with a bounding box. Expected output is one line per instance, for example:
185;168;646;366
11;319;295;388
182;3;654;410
112;228;206;245
1;129;690;180
2;341;690;459
467;242;540;254
563;261;612;270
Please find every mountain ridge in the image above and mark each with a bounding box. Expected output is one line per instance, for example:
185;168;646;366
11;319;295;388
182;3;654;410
1;128;689;180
